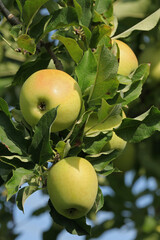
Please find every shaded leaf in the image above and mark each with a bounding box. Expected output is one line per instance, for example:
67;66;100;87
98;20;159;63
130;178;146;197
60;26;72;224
5;167;34;200
48;200;91;236
13;52;50;85
88;45;119;104
115;106;160;143
44;7;79;35
0;98;10;118
29;108;57;165
75;49;97;94
0;111;29;155
16;185;40;212
23;0;49;28
94;187;104;213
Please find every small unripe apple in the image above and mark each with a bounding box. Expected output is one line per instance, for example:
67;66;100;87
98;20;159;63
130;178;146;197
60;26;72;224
47;157;98;219
113;39;138;76
20;69;82;132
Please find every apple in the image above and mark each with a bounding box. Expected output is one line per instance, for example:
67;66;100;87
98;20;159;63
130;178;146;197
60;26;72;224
103;132;127;152
114;143;135;172
113;39;138;76
85;110;126;151
139;44;160;81
47;157;98;219
19;69;82;132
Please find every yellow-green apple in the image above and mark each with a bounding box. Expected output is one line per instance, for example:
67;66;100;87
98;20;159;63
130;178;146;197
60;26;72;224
47;157;98;219
85;110;127;152
20;69;82;132
139;44;160;81
113;39;138;76
114;143;135;172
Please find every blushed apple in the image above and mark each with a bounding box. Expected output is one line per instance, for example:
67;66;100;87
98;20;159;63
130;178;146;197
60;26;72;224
20;69;82;132
47;157;98;219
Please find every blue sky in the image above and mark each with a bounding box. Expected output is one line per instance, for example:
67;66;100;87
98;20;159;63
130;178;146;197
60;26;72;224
13;170;158;240
13;189;137;240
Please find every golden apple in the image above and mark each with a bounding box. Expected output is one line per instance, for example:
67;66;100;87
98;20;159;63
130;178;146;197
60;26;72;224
47;157;98;219
20;69;82;132
113;39;138;76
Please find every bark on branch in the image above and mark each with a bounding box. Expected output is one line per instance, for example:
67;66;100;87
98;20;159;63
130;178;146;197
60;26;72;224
0;0;20;25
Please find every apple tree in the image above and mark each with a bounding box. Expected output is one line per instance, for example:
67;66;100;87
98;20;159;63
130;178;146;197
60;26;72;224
0;0;160;238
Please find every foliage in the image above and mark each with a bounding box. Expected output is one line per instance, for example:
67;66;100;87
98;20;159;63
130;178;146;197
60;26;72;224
0;0;160;239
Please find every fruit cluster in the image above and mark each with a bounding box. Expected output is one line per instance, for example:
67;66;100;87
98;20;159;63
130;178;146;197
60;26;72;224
19;39;138;219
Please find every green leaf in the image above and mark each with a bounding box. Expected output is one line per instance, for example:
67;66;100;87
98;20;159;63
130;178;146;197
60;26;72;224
75;49;97;94
87;150;119;172
90;25;111;48
0;98;11;118
17;34;36;54
55;140;71;159
23;0;49;29
73;0;82;21
5;167;34;200
114;8;160;39
48;200;91;236
121;64;150;105
94;187;104;213
88;45;119;104
29;108;57;165
44;7;79;35
52;33;83;63
0;111;29;155
74;0;92;27
29;15;51;42
83;132;111;155
0;160;13;181
10;24;22;40
97;99;113;122
16;0;23;17
115;106;160;143
94;0;112;14
12;52;50;85
16;185;40;212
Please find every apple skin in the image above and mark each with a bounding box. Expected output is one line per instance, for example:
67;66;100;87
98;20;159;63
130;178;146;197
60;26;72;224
113;39;138;76
85;110;126;151
47;157;98;219
20;69;82;132
139;44;160;81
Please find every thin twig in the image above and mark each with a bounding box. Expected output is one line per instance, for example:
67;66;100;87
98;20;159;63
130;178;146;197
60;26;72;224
44;42;64;71
0;1;64;70
0;0;20;25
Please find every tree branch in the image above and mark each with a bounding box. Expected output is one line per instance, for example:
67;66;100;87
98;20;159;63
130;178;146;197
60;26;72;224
0;0;63;71
44;43;64;71
0;0;20;25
